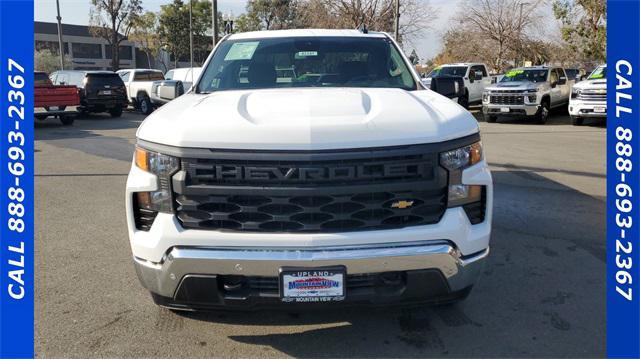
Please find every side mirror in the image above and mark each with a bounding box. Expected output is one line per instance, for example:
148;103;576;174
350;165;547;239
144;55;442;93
430;76;465;99
156;80;184;101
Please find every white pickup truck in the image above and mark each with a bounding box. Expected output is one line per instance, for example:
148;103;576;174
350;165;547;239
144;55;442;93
482;66;573;124
569;64;607;126
423;63;492;108
126;29;492;310
116;69;165;115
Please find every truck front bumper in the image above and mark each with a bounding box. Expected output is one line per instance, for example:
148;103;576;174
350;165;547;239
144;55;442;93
483;103;540;116
134;241;488;310
569;100;607;118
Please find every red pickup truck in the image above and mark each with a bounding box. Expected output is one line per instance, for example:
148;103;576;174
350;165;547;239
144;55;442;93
35;72;80;125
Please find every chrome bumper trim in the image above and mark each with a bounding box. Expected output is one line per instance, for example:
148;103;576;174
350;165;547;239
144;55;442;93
133;241;489;298
483;103;539;116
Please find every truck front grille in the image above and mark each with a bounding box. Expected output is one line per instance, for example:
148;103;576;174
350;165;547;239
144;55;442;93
172;144;451;233
577;89;606;102
490;94;524;105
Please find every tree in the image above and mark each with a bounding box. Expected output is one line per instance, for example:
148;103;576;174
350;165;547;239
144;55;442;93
35;49;72;74
129;11;160;69
89;0;142;71
158;0;213;67
298;0;436;47
444;0;543;72
553;0;606;63
237;0;302;31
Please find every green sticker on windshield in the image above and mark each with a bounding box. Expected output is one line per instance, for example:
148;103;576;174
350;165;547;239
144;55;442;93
505;69;524;77
224;42;259;61
434;66;442;70
589;68;605;79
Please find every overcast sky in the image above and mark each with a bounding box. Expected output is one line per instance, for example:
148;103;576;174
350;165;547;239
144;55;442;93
34;0;555;60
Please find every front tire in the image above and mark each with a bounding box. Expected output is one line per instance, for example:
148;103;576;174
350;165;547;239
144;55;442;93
572;116;584;126
536;99;550;124
109;106;123;118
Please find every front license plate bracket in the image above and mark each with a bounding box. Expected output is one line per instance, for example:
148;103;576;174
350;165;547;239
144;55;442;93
279;266;346;303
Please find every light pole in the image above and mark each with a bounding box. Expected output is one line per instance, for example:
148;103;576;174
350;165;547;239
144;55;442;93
394;0;400;42
517;2;530;67
189;0;193;69
212;0;218;47
55;0;65;70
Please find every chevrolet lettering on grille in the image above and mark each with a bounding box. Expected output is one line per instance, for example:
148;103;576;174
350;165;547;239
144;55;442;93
207;162;429;182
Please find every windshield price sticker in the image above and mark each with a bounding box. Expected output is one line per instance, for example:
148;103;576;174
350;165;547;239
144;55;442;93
505;69;524;77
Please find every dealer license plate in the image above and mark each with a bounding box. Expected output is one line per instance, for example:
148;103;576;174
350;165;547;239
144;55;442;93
280;267;345;303
48;106;59;111
500;107;510;113
594;106;606;113
99;90;112;95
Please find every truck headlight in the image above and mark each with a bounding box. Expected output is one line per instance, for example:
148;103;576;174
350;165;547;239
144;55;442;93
440;141;485;209
134;147;180;214
571;88;581;99
440;142;482;171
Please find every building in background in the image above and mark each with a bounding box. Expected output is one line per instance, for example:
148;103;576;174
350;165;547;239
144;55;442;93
34;21;145;70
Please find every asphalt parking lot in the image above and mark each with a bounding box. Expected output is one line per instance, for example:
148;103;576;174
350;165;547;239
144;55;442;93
35;107;606;358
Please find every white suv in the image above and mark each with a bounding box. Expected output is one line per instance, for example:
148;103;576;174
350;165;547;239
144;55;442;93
126;29;492;310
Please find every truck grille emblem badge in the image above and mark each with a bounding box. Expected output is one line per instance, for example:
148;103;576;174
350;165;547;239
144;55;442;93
391;200;415;209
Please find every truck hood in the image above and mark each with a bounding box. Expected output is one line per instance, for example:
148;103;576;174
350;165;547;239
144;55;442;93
573;79;607;91
136;88;479;150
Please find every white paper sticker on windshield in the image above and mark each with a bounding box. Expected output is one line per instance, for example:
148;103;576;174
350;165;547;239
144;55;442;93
295;51;318;58
224;42;260;61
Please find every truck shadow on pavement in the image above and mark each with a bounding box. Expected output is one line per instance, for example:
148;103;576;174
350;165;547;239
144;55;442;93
170;170;605;358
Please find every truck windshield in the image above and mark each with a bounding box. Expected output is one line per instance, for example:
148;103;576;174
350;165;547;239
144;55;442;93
500;69;548;83
588;66;607;80
196;36;417;92
431;66;467;77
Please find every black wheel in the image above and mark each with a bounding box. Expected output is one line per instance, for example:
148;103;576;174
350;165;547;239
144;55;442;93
458;92;469;109
60;115;74;126
486;115;497;123
536;99;550;124
109;106;123;118
138;93;153;115
572;116;584;126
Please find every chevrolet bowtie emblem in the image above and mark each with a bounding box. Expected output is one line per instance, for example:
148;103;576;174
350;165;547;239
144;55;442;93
391;200;415;209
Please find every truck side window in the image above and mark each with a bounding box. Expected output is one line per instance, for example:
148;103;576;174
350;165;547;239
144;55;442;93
120;71;130;82
471;65;486;78
549;69;558;84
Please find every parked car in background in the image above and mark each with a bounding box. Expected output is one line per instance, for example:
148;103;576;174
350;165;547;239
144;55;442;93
50;70;128;117
149;67;202;107
422;63;492;108
482;66;573;124
569;64;607;126
565;68;587;82
117;69;165;115
34;71;80;125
